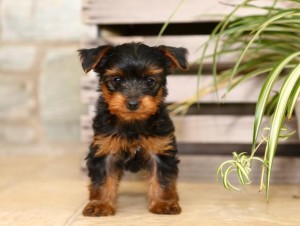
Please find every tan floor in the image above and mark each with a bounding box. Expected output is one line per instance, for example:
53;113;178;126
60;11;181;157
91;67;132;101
0;154;300;226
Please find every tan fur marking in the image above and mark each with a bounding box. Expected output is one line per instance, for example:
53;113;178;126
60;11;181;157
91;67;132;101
161;49;181;69
147;159;180;214
89;46;113;73
89;175;119;204
101;84;113;103
106;88;164;122
144;67;164;76
94;135;140;157
148;163;163;203
141;135;174;155
107;92;127;118
83;162;121;216
93;133;175;157
104;68;124;76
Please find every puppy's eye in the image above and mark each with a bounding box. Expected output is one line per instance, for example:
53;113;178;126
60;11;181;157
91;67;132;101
146;77;155;87
112;77;122;86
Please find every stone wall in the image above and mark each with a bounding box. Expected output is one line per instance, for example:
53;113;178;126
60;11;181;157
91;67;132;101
0;0;95;154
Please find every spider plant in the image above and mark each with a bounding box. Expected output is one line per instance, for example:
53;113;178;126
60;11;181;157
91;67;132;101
214;0;300;201
165;0;300;200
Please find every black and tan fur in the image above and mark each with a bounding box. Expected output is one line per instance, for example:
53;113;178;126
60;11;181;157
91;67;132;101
78;43;188;216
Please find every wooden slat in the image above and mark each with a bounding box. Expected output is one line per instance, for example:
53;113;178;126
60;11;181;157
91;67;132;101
80;74;285;105
80;114;299;144
172;115;298;143
177;143;300;156
81;35;236;66
179;155;300;183
82;0;287;25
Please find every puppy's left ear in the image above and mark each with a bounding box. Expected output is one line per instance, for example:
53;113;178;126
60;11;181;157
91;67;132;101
78;45;113;73
158;45;188;70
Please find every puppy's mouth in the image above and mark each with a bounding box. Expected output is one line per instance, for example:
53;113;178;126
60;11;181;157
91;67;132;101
118;106;157;120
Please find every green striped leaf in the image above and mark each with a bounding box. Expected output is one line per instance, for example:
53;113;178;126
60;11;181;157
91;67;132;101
252;52;300;151
265;63;300;200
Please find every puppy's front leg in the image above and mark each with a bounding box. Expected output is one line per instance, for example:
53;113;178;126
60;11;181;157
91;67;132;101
83;147;122;217
148;154;181;214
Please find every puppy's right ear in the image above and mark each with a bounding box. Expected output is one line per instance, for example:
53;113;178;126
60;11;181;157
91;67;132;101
78;45;113;73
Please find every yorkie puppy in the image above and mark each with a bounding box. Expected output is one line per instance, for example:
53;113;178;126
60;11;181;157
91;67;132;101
78;43;188;216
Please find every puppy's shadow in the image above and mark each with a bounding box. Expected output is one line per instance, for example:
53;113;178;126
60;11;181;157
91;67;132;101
118;172;148;197
119;189;145;197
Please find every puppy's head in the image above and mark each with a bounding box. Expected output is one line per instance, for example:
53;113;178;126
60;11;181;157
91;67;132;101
78;43;188;122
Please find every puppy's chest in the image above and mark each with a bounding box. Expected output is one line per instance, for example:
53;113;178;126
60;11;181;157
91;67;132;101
93;133;174;157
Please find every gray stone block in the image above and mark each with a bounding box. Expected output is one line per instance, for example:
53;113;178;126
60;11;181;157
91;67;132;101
1;0;95;41
0;122;36;143
0;45;36;72
40;47;85;141
0;77;35;121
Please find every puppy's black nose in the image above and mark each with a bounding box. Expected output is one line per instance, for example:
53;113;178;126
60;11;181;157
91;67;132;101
126;100;140;111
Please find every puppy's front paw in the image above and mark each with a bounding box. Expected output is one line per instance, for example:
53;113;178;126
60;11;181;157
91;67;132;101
149;201;181;215
82;201;116;217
